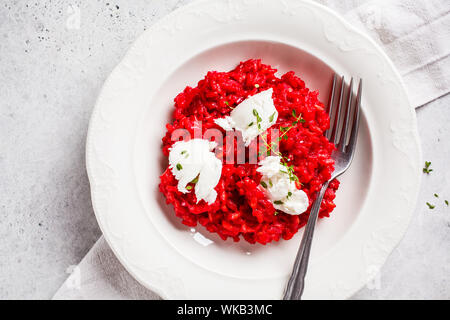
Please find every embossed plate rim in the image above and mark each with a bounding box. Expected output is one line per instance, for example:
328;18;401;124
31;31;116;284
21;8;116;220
86;0;421;299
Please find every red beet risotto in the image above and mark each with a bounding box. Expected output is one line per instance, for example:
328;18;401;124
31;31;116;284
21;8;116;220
159;59;338;245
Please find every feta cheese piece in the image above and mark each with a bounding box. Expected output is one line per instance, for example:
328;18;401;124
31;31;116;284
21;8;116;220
169;139;222;204
214;88;278;146
257;156;309;215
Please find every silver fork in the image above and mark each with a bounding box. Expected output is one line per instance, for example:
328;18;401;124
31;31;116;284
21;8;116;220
283;74;362;300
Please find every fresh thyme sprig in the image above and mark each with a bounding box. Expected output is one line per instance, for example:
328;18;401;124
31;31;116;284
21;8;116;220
253;109;263;130
276;110;305;143
224;100;234;110
423;161;432;174
255;109;305;183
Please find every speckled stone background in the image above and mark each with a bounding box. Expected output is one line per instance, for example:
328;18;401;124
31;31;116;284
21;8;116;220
0;0;449;299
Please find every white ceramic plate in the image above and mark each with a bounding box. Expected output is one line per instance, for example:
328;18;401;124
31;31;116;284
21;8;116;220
86;0;421;299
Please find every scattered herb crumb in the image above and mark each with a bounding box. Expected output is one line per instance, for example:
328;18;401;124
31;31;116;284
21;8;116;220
445;200;449;206
426;202;435;209
423;161;433;174
186;185;193;190
176;163;182;170
260;181;268;189
274;200;284;205
225;101;234;109
434;193;439;198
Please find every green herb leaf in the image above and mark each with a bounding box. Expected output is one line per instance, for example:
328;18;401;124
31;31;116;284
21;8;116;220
259;146;266;154
268;179;273;187
190;175;199;184
186;185;193;190
426;202;435;209
292;109;297;118
299;118;306;123
260;181;268;189
274;200;284;205
287;191;292;199
224;101;229;106
248;122;254;127
251;108;262;127
269;112;276;123
181;150;189;158
176;163;183;170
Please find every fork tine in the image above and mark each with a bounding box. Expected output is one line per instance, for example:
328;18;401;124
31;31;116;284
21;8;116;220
346;79;362;154
327;74;337;115
338;77;353;151
325;74;337;140
330;75;345;145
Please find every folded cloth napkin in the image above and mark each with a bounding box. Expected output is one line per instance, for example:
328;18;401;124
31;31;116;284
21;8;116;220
53;237;160;299
53;0;450;300
317;0;450;107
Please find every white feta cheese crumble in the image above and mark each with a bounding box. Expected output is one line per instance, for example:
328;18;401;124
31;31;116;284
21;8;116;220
168;139;222;205
257;156;309;215
214;88;278;146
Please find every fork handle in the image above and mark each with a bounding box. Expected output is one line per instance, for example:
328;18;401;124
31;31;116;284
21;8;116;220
283;181;330;300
